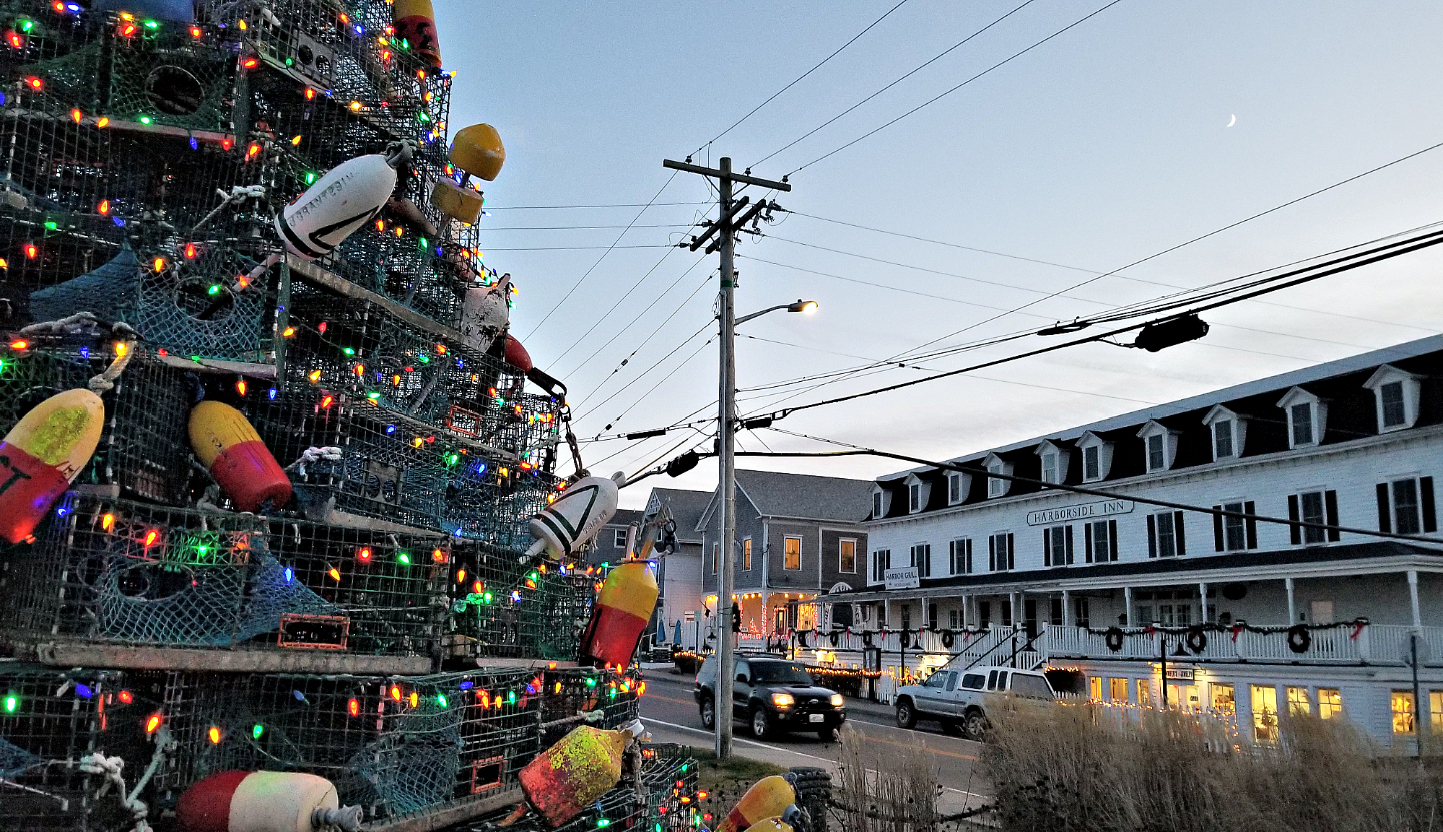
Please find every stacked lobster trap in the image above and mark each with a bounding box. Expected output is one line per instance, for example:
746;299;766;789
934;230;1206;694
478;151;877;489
0;1;680;830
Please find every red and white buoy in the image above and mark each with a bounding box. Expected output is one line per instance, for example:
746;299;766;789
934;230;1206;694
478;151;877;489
176;771;359;832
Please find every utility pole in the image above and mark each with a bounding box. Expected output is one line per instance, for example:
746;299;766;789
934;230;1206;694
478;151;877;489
662;156;790;759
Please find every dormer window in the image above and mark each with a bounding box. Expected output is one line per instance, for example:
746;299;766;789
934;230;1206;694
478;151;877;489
983;453;1013;498
903;474;930;514
1136;421;1178;474
1363;365;1423;433
1277;387;1327;449
946;471;970;505
872;486;891;519
1035;440;1069;485
1201;405;1247;461
1076;432;1113;483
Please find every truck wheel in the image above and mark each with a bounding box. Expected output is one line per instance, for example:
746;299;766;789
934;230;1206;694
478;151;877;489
751;706;774;739
963;708;988;741
895;697;918;729
699;694;715;730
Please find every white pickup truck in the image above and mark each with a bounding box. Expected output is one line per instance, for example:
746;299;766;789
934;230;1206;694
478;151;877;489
894;665;1055;740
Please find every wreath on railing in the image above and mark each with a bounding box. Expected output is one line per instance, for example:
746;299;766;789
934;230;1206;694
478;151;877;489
1082;618;1369;646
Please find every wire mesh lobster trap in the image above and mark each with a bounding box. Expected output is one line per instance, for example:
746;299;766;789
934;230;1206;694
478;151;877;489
0;664;163;832
0;345;194;504
0;492;446;661
149;666;641;824
443;543;593;662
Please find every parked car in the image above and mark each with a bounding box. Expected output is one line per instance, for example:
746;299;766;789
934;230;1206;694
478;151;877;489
694;654;847;740
894;665;1055;740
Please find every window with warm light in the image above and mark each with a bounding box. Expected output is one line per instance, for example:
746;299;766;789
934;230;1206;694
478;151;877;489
1318;688;1344;719
743;538;752;570
1136;679;1153;708
1109;677;1129;702
1089;676;1102;700
1286;686;1311;716
838;538;856;573
1251;685;1279;743
1211;683;1235;713
783;536;802;570
1392;690;1416;735
1430;691;1443;735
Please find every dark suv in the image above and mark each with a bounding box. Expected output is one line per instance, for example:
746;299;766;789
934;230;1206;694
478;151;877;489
693;654;847;740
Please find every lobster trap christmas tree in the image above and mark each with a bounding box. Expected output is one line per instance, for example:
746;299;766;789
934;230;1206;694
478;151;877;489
0;1;689;829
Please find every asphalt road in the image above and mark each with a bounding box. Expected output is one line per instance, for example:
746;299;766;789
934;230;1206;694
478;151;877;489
636;668;990;814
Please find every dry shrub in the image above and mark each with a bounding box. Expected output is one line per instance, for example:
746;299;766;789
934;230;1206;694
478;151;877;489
832;724;942;832
983;698;1443;832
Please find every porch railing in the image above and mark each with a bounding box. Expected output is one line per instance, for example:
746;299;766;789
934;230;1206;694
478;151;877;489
1043;622;1443;666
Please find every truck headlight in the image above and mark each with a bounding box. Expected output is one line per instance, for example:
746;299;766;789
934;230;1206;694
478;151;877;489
771;693;795;708
830;694;844;708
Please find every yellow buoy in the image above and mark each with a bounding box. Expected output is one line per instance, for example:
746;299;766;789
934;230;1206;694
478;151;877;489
718;776;797;832
0;388;104;543
430;179;484;224
450;124;505;182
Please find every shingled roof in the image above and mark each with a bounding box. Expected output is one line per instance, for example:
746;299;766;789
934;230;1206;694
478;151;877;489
644;488;712;544
697;469;875;531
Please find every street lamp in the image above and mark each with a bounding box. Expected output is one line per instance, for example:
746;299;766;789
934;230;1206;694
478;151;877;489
714;297;817;758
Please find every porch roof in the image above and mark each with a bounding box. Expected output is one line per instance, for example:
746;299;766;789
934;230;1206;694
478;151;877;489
818;540;1443;603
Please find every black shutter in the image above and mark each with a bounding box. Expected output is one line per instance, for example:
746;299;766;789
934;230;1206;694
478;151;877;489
1212;506;1224;552
988;536;996;571
1324;491;1340;542
1147;514;1157;558
1043;528;1051;567
1377;483;1392;533
1287;495;1302;545
1174;511;1186;555
1244;501;1258;549
1108;520;1118;561
1423;477;1437;533
1007;534;1015;570
1084;524;1094;563
965;539;973;574
1065;525;1075;565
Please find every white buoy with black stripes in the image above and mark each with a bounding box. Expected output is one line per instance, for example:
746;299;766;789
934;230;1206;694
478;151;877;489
525;472;624;560
275;143;411;261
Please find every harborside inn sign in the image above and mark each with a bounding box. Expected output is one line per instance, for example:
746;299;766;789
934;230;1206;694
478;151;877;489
1025;499;1134;527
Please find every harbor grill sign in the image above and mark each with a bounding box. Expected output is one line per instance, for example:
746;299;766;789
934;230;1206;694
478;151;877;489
1026;499;1134;526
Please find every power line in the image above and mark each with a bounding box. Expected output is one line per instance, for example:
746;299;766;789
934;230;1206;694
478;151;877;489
787;0;1126;175
754;0;1038;167
485;244;674;251
566;266;716;388
697;0;913;151
486;201;710;210
520;171;681;338
480;223;695;231
547;247;699;369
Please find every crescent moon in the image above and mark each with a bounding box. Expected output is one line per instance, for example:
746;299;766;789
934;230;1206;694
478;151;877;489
1227;114;1236;127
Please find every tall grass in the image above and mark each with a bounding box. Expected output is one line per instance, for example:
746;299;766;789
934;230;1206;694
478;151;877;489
983;699;1443;832
832;725;942;832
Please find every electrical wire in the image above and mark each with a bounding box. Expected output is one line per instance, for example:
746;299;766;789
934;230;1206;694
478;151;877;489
547;247;702;369
568;267;717;395
754;0;1039;167
486;201;710;210
695;0;914;152
481;223;696;231
786;0;1126;175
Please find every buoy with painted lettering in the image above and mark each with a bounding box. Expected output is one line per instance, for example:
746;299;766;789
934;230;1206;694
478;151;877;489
524;472;623;560
189;401;292;512
393;0;442;67
579;561;659;668
457;274;511;353
718;776;797;832
276;145;410;260
431;124;504;223
0;388;105;543
175;770;359;832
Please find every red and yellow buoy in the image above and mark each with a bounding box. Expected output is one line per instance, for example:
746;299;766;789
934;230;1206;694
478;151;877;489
718;776;797;832
579;561;659;669
508;724;636;827
188;401;292;512
393;0;442;67
0;388;104;543
176;770;342;832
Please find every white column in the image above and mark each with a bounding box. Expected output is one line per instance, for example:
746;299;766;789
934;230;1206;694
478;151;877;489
1409;570;1422;629
1124;586;1133;626
1199;582;1209;623
1062;589;1072;627
1285;577;1296;624
884;597;891;630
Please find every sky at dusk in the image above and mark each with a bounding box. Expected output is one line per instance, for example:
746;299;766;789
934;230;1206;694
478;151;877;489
432;1;1443;509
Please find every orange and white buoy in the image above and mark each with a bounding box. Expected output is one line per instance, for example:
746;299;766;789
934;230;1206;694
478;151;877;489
524;472;623;560
188;401;292;512
0;388;104;543
176;771;356;832
579;561;659;669
718;776;798;832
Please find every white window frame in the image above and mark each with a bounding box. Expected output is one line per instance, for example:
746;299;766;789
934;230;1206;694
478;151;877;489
872;549;890;582
1218;499;1248;552
984;453;1013;499
949;538;973;575
613;528;627;549
838;538;857;574
783;535;803;571
873;489;886;519
1201;404;1247;462
988;531;1015;572
904;473;930;514
1085;519;1117;563
1077;432;1113;482
742;537;752;570
1363;365;1423;433
946;471;970;505
1137;420;1179;474
1036;440;1069;485
911;542;931;578
1277;387;1327;450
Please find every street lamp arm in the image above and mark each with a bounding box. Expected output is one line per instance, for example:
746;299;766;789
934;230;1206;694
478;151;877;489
734;299;818;326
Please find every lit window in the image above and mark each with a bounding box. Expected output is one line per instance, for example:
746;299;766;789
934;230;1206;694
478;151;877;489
783;537;801;570
1108;677;1129;702
1286;686;1311;716
838;539;856;573
1318;688;1343;719
742;538;752;570
1136;679;1153;708
1088;676;1102;700
1431;691;1443;735
1214;419;1234;458
1392;690;1416;735
1251;685;1279;743
1212;683;1236;713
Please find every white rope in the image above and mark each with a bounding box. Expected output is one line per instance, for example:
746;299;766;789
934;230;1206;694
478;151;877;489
88;341;136;394
286;446;342;477
78;726;171;832
191;184;268;234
